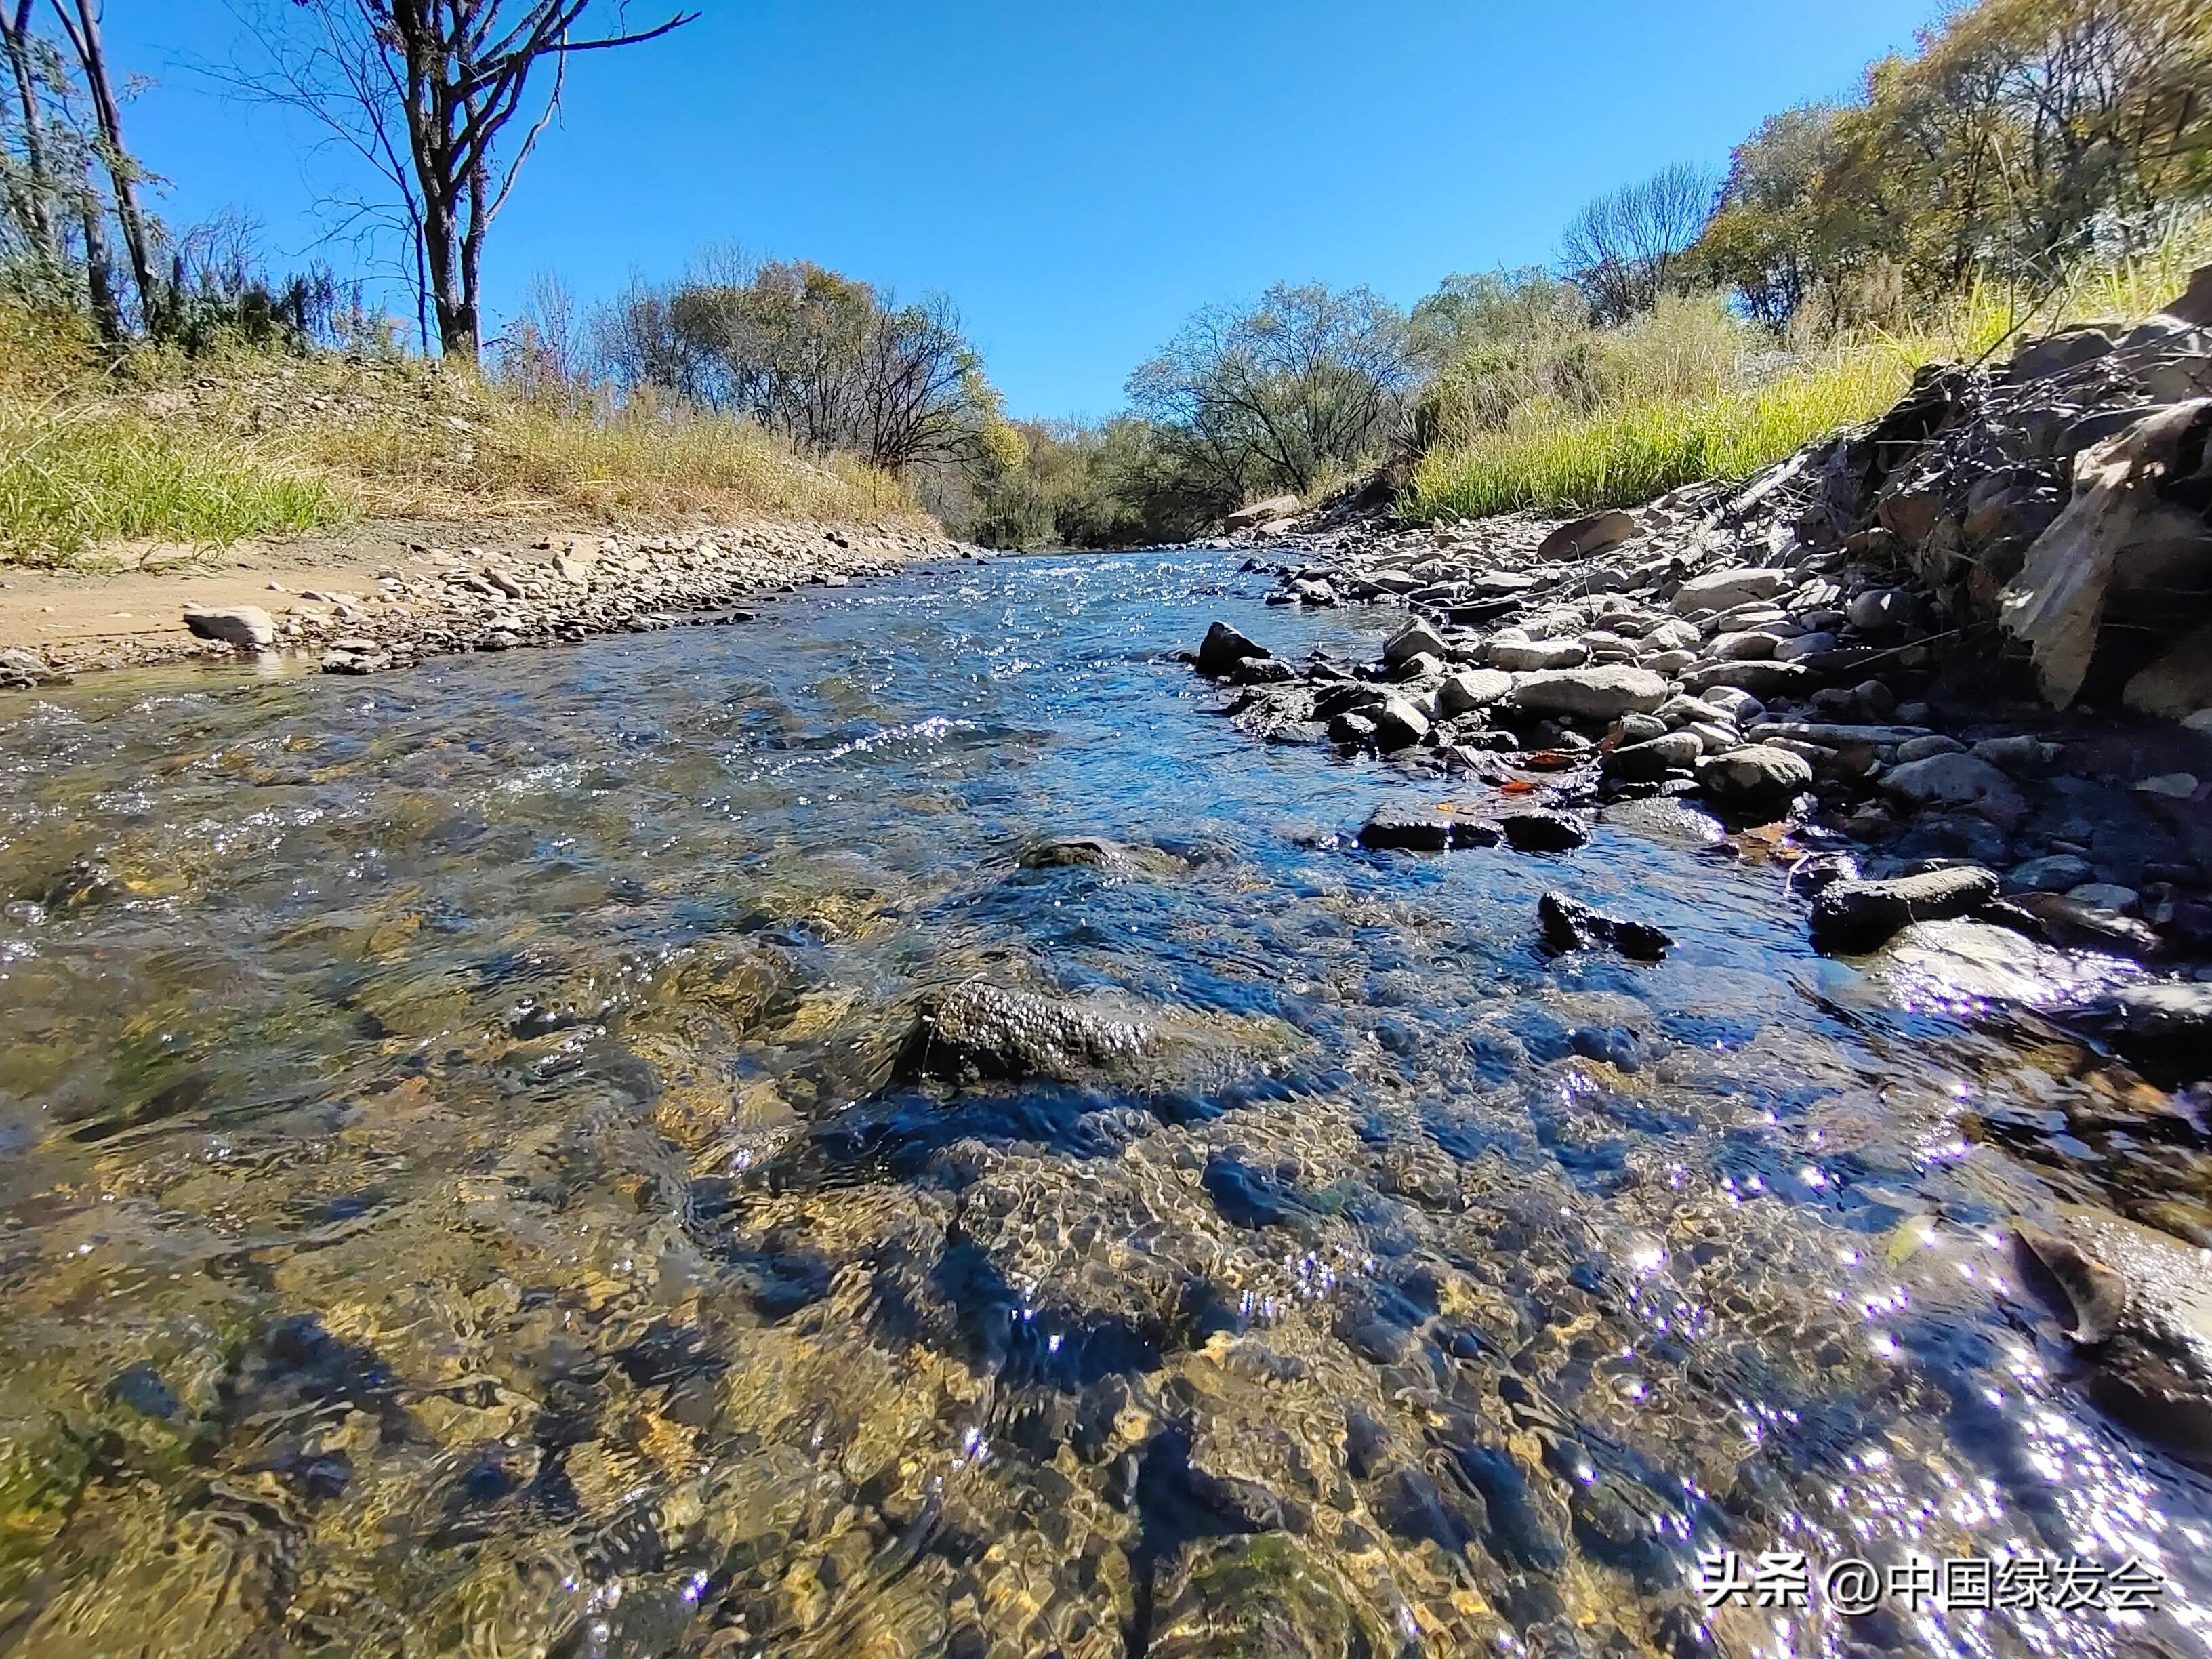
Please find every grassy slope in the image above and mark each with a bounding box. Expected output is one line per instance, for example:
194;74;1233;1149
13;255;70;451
0;314;919;567
1402;219;2212;523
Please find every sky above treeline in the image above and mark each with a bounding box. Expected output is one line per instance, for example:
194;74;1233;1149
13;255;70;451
119;1;1935;418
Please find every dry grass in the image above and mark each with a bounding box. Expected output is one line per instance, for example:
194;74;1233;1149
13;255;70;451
0;314;921;567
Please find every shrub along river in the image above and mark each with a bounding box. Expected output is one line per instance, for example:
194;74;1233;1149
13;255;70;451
0;550;2205;1658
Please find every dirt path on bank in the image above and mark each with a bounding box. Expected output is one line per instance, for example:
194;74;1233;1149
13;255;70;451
0;512;970;682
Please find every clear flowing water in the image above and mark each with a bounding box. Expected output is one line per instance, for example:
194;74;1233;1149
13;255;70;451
0;550;2207;1659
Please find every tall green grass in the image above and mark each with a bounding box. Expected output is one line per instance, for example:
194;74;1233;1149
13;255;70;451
0;399;352;565
1407;344;1912;518
1403;216;2212;524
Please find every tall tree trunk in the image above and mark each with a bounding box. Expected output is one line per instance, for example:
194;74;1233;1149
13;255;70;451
78;184;118;338
1;1;56;268
52;0;161;334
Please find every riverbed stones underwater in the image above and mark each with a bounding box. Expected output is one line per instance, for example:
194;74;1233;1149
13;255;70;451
4;289;2212;1658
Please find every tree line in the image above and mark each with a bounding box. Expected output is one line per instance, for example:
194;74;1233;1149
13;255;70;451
968;0;2212;546
3;0;2207;544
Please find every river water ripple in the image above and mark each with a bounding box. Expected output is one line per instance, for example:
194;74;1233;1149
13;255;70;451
0;550;2205;1658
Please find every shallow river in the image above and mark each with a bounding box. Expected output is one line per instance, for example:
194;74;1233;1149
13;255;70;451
0;551;2205;1658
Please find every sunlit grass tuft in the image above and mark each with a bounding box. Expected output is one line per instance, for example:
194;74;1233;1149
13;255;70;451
0;398;352;565
1403;213;2212;524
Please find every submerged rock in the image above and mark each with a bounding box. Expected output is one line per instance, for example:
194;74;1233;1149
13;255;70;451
1019;836;1189;876
1358;803;1500;852
2012;1207;2212;1467
897;981;1155;1084
2071;981;2212;1083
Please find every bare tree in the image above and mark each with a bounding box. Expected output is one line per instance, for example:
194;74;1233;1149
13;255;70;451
1559;162;1717;324
1128;283;1415;499
1;1;56;270
47;0;161;331
230;0;696;361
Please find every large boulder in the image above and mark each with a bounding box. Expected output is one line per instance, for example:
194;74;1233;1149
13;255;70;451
1999;398;2212;708
1196;620;1271;677
1696;744;1813;813
1809;865;1999;952
1434;668;1513;716
181;605;276;649
1510;665;1668;719
1879;752;2028;827
1225;494;1300;531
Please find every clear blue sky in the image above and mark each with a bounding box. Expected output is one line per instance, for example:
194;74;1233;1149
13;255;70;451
115;1;1936;419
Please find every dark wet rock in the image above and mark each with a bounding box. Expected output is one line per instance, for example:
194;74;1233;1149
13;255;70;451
1326;711;1378;747
1019;836;1187;876
897;981;1153;1084
1358;804;1498;852
1810;865;1999;952
1602;732;1702;781
1696;744;1813;813
1500;811;1589;853
2072;982;2212;1084
1537;508;1640;559
1371;696;1430;753
2005;853;2097;894
2007;891;2166;960
1197;620;1271;678
2012;1207;2212;1468
1511;665;1668;720
1538;892;1672;961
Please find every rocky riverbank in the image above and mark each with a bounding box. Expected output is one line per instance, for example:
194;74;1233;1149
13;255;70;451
0;515;981;687
1190;270;2212;1082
